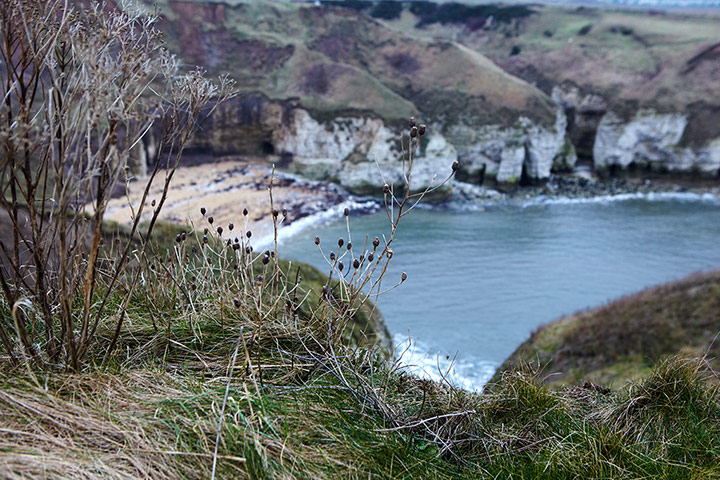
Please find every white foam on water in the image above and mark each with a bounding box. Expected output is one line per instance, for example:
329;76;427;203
254;198;380;250
393;334;498;392
523;191;720;207
447;184;720;211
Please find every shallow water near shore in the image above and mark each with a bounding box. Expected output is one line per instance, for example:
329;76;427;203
278;194;720;390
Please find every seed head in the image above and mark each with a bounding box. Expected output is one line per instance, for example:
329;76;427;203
191;246;197;254
181;231;187;241
409;116;416;127
243;208;249;216
338;261;344;272
344;207;350;216
452;160;459;172
246;231;252;238
204;228;209;235
234;237;239;243
330;252;336;261
401;272;407;282
151;199;156;207
373;237;380;248
418;124;426;136
233;298;242;308
245;246;251;254
347;242;352;250
338;238;344;248
322;286;328;296
262;255;269;265
200;207;206;215
383;184;390;194
175;234;181;243
202;236;208;244
410;126;418;138
314;236;320;245
228;222;234;231
353;259;360;269
217;226;223;235
233;243;240;251
387;248;394;259
282;208;288;217
273;209;279;218
208;216;214;225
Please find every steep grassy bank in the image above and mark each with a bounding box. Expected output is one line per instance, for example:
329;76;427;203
2;304;719;478
494;269;720;389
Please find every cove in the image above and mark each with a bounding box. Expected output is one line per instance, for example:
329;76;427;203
277;194;720;390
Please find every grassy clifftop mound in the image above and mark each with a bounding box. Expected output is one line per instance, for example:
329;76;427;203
493;270;720;389
142;0;556;128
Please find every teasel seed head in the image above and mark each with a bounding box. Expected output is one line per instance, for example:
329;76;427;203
245;246;251;254
418;124;426;136
246;230;252;238
243;208;248;216
410;126;418;138
233;298;242;308
373;237;380;248
347;242;352;250
383;184;390;194
353;259;360;269
175;234;181;243
387;248;394;259
330;252;336;261
208;216;214;225
262;255;269;265
200;207;206;215
217;226;223;235
409;116;416;127
228;222;234;231
282;208;287;217
314;236;320;245
151;199;156;207
401;272;407;282
344;207;350;216
204;228;209;235
338;261;344;272
452;160;459;172
338;238;344;248
273;209;279;218
202;236;208;244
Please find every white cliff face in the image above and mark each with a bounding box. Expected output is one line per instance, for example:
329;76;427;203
274;108;460;194
447;107;569;185
594;111;688;170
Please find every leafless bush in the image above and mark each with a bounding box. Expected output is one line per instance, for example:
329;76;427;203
0;0;234;370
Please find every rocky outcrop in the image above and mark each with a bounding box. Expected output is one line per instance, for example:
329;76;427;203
451;107;571;187
593;110;720;175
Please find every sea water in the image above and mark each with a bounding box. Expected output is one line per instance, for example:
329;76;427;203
275;193;720;390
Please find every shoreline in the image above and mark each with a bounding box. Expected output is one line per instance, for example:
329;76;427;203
106;158;720;249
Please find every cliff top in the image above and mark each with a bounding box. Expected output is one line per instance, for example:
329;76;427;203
493;269;720;388
140;0;557;128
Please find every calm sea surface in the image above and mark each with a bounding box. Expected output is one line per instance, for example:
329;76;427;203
276;194;720;390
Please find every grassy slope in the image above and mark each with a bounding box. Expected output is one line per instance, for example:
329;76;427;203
387;3;720;142
493;269;720;389
144;0;556;128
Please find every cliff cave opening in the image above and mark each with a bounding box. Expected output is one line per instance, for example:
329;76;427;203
261;141;275;155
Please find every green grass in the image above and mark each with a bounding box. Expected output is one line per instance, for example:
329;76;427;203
2;221;720;478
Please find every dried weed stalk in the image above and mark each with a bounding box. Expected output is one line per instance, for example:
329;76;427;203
0;0;235;370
